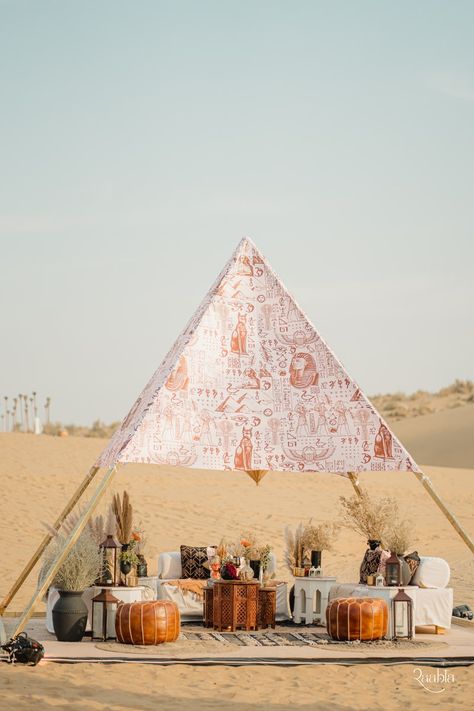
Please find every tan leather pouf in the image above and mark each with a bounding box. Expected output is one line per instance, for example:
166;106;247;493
115;600;180;645
326;597;388;641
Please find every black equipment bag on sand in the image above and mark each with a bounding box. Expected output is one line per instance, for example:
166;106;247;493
1;632;44;665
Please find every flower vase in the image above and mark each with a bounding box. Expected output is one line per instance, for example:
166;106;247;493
310;551;322;569
249;560;260;580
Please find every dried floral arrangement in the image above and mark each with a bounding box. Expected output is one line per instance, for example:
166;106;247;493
284;523;305;572
41;531;103;592
258;544;272;571
384;517;413;554
113;490;133;545
339;492;399;544
301;520;339;554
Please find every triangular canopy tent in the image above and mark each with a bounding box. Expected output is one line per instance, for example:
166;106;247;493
3;238;473;637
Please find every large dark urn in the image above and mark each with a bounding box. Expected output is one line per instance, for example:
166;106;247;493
52;590;88;642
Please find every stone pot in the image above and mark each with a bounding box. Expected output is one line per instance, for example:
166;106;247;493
52;590;88;642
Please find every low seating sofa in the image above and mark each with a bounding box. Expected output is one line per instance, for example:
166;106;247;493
328;556;453;635
157;550;291;621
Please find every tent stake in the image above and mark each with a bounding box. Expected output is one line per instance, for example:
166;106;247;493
10;464;118;638
347;472;364;498
413;469;474;555
0;465;101;615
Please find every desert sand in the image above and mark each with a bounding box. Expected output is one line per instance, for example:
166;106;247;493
0;421;473;709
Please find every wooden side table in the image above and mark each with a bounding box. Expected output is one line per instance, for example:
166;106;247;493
258;587;276;629
203;586;214;628
212;581;259;632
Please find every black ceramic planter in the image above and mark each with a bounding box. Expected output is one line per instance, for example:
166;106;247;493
310;550;322;568
52;590;88;642
249;560;260;579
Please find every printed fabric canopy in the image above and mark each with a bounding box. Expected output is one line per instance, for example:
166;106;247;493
96;238;420;477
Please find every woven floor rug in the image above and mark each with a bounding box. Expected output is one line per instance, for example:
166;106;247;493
96;632;446;656
180;631;438;649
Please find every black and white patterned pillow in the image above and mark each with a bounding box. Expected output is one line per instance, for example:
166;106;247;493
180;545;211;579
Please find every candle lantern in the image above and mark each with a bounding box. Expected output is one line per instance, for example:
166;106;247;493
392;588;414;639
91;588;120;641
99;535;120;586
385;551;402;586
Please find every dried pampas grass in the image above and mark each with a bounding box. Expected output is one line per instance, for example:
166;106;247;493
385;518;413;554
113;490;133;545
301;520;339;553
40;530;103;592
284;522;304;572
339;492;399;544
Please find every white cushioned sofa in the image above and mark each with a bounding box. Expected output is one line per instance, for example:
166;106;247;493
157;551;291;622
329;556;453;633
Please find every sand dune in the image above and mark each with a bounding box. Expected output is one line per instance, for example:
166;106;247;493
0;432;473;710
389;404;474;469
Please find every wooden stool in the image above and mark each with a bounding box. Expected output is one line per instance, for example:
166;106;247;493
258;588;276;629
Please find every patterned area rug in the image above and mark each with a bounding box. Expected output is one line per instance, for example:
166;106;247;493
96;631;446;656
180;631;441;648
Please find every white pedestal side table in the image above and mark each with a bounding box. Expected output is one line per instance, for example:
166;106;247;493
293;577;337;625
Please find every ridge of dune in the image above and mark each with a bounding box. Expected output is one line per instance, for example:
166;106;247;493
388;403;474;469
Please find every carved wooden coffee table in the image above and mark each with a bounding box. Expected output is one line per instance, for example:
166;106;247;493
212;580;259;632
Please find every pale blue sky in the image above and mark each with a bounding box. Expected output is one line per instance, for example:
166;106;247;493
1;1;473;424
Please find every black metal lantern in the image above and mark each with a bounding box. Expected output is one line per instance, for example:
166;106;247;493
99;535;120;586
385;551;402;586
91;588;120;641
392;588;414;639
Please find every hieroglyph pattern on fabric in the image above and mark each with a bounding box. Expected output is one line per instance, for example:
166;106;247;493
96;238;420;475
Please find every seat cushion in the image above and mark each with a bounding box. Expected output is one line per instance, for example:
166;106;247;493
158;551;182;579
411;556;450;589
180;545;211;579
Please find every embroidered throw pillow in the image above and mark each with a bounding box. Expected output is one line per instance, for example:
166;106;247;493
180;545;212;579
404;551;421;584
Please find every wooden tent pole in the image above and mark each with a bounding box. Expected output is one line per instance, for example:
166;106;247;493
413;469;474;555
347;472;364;498
0;465;101;615
11;464;118;638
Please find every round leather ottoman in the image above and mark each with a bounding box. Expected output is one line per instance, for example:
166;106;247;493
326;597;388;641
115;600;180;645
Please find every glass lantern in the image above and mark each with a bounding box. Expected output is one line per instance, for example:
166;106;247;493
99;535;120;586
392;588;414;639
91;588;120;641
385;551;402;586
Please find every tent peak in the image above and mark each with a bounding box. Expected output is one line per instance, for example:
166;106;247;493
96;239;420;476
